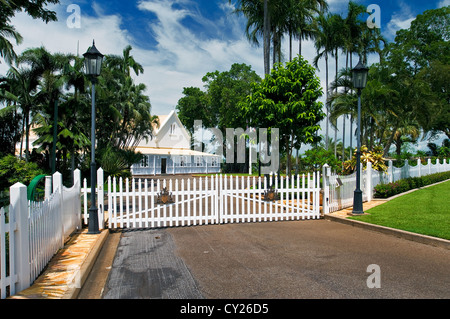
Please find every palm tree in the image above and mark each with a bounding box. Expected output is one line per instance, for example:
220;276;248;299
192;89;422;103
104;45;144;78
313;12;334;151
5;66;40;160
293;0;328;58
341;1;366;158
0;21;22;64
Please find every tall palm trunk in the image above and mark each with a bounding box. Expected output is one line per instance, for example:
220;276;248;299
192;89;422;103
325;54;329;151
334;47;338;157
263;0;270;75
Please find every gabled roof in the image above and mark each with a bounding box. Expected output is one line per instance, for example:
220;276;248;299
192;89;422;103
154;110;191;141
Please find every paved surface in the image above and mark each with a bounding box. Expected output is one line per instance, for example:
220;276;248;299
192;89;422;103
169;221;450;299
102;229;203;299
9;198;450;300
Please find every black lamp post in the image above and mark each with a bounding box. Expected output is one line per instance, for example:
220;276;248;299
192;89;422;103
83;40;104;234
351;59;369;215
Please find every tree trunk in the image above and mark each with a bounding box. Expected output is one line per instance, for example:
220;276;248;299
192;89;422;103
289;31;293;62
299;38;302;57
263;0;270;75
25;107;30;162
383;124;398;156
325;54;329;151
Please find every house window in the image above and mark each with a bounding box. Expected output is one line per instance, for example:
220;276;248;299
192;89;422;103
212;157;217;167
140;155;149;168
170;123;176;134
196;156;202;167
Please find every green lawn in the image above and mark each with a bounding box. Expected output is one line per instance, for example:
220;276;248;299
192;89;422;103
349;180;450;240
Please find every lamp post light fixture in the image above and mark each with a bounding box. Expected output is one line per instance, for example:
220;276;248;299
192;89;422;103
83;40;104;234
351;59;369;215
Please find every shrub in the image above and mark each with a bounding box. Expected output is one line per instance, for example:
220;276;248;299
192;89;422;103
0;155;46;192
374;171;450;198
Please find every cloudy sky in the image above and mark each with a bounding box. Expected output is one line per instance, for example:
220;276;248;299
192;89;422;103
1;0;448;150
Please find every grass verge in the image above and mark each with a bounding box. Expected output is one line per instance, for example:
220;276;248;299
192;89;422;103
349;180;450;240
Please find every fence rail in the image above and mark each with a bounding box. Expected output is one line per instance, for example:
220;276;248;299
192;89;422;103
323;158;450;214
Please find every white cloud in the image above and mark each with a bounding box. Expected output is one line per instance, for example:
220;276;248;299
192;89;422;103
438;0;450;8
386;1;416;40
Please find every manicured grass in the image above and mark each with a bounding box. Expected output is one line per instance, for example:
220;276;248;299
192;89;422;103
349;180;450;240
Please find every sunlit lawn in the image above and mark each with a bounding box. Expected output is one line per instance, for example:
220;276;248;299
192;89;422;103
349;180;450;240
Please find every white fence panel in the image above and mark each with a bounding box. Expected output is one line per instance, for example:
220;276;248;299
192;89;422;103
28;190;63;283
0;205;17;299
324;157;450;214
1;170;83;299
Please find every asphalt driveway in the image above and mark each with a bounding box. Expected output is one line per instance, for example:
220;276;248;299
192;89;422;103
102;219;450;299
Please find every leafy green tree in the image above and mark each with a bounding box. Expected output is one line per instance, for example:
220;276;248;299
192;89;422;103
176;86;211;136
241;55;325;174
0;105;22;155
0;154;45;191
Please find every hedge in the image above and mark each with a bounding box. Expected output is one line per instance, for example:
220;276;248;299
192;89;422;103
373;171;450;198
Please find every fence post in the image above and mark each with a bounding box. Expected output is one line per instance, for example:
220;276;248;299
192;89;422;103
52;172;64;247
322;164;330;215
366;162;373;202
428;158;432;175
388;160;393;183
97;168;104;230
417;158;421;177
10;183;30;292
44;175;52;200
74;169;82;231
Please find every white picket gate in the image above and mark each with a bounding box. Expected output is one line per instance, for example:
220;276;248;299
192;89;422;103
106;172;321;229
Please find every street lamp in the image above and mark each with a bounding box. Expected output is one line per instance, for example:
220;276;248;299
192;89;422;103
351;59;369;215
83;40;104;234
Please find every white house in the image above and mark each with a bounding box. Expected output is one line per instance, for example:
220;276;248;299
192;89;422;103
131;110;221;175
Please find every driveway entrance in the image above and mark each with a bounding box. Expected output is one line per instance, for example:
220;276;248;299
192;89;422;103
102;220;450;299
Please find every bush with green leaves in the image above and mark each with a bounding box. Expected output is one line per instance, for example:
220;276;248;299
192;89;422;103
374;171;450;198
301;148;341;173
0;155;46;192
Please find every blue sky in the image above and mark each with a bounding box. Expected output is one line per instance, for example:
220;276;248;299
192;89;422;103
1;0;448;150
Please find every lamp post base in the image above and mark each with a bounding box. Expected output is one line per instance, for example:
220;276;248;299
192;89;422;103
88;206;100;234
352;189;364;215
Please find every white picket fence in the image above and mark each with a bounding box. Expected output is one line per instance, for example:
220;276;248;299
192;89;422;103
107;172;321;229
0;170;81;299
323;158;450;214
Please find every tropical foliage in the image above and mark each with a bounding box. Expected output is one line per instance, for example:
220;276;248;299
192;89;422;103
240;56;325;174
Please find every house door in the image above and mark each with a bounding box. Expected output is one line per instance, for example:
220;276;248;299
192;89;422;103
161;158;167;174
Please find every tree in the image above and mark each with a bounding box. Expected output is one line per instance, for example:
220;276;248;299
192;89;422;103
104;45;144;78
241;55;325;174
0;0;59;64
176;63;261;172
313;12;335;151
176;87;211;136
230;0;271;74
385;7;450;139
5;66;40;161
293;0;328;58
